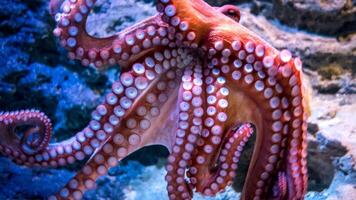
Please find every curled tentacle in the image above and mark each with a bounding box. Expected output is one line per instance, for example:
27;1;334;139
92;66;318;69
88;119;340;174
0;49;188;167
0;109;99;167
0;110;51;156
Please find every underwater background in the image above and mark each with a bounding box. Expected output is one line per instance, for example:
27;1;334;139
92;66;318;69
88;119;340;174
0;0;355;199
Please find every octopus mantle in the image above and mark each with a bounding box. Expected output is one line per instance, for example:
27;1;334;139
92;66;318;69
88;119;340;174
0;0;309;199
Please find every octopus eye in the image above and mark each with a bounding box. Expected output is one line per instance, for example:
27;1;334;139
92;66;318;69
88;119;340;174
228;10;236;15
218;5;241;22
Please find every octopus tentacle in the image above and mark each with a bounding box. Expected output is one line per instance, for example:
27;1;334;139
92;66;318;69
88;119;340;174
188;65;231;195
229;48;291;200
165;64;204;200
191;122;254;196
0;50;182;168
227;42;306;200
157;0;246;48
271;171;288;199
157;0;210;50
49;46;195;198
199;35;298;199
0;110;51;157
208;123;253;193
49;0;64;17
52;0;240;69
51;0;172;68
271;51;309;199
0;110;98;168
205;123;253;195
2;1;310;199
50;58;185;200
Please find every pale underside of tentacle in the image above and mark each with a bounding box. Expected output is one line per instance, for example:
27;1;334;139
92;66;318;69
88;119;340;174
1;0;309;200
0;47;191;166
50;50;194;199
209;38;308;200
165;63;205;200
51;0;179;69
0;110;51;158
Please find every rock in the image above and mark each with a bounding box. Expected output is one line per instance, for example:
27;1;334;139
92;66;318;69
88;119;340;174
338;75;356;94
0;0;110;140
310;154;356;200
309;94;356;157
272;0;356;35
335;155;355;175
304;66;355;94
316;77;356;95
84;160;241;200
87;0;156;38
201;1;356;73
0;63;102;140
317;109;338;120
307;122;319;136
0;157;73;199
307;132;348;191
315;133;347;157
205;0;246;6
317;80;343;94
239;5;356;72
306;91;356;198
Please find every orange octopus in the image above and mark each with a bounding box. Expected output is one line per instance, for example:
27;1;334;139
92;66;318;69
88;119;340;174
0;0;309;199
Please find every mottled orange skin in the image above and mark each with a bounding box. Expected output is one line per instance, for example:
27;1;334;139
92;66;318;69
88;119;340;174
166;1;308;199
0;0;309;200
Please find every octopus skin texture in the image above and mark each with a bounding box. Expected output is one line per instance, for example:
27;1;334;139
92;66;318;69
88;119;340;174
0;0;310;200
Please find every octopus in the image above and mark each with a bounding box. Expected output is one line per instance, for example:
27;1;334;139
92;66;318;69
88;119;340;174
0;0;309;199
